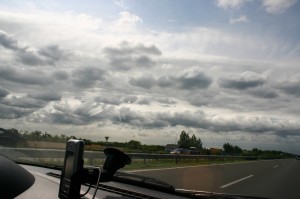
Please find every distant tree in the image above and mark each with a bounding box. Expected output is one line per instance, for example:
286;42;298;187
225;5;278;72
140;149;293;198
127;140;142;150
223;143;234;154
177;131;202;150
190;134;197;146
233;145;242;154
7;128;19;135
251;148;262;156
189;134;203;151
1;128;26;147
177;131;190;148
81;138;92;145
223;143;242;155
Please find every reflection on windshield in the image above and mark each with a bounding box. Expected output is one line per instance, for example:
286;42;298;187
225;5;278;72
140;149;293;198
1;1;300;198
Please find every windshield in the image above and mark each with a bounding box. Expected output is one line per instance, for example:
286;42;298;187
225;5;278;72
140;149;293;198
0;1;300;199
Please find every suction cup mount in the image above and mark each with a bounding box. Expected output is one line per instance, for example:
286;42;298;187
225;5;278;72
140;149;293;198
80;148;131;184
100;148;131;182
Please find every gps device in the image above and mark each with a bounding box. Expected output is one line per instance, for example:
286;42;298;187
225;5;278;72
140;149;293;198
59;139;84;199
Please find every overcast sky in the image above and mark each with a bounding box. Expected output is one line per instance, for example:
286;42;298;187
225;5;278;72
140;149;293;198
0;0;300;153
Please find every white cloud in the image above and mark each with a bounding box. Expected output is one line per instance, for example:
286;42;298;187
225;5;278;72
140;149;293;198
113;11;143;32
216;0;249;9
1;10;297;63
114;0;127;10
261;0;298;14
216;0;298;14
229;15;249;24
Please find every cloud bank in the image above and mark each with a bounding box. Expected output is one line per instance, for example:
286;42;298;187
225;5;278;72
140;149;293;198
0;6;299;153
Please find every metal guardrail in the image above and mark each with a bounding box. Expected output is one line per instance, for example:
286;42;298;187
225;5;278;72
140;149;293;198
127;153;257;165
0;147;257;166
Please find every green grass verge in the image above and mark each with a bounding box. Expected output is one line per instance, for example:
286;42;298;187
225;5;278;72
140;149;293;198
17;157;248;171
121;158;247;171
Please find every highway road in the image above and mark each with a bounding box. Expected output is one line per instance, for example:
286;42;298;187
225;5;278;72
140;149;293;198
131;159;300;199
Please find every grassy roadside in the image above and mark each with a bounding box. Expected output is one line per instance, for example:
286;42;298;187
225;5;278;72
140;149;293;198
17;157;248;171
121;159;248;171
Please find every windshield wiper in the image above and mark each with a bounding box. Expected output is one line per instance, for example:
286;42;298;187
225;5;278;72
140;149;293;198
113;171;175;193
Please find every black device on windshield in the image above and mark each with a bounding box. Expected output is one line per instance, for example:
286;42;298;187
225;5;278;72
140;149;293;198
58;139;131;199
59;139;84;199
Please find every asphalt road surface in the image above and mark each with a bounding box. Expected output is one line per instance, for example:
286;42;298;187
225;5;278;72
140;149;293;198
131;159;300;199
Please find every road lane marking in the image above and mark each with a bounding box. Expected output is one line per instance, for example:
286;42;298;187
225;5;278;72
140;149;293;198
128;159;276;173
273;165;279;168
128;159;284;173
220;175;254;189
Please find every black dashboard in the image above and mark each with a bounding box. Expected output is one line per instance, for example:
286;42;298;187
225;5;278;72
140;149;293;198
15;164;187;199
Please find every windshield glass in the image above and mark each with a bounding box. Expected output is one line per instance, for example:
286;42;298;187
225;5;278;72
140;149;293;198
1;1;300;199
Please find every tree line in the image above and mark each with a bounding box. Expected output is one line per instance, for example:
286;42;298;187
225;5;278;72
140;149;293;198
2;128;165;153
1;127;295;157
176;130;294;158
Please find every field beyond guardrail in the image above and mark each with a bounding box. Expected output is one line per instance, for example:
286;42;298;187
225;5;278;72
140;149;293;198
0;147;258;170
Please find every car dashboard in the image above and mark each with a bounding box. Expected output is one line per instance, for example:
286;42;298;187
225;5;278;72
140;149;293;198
16;164;187;199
